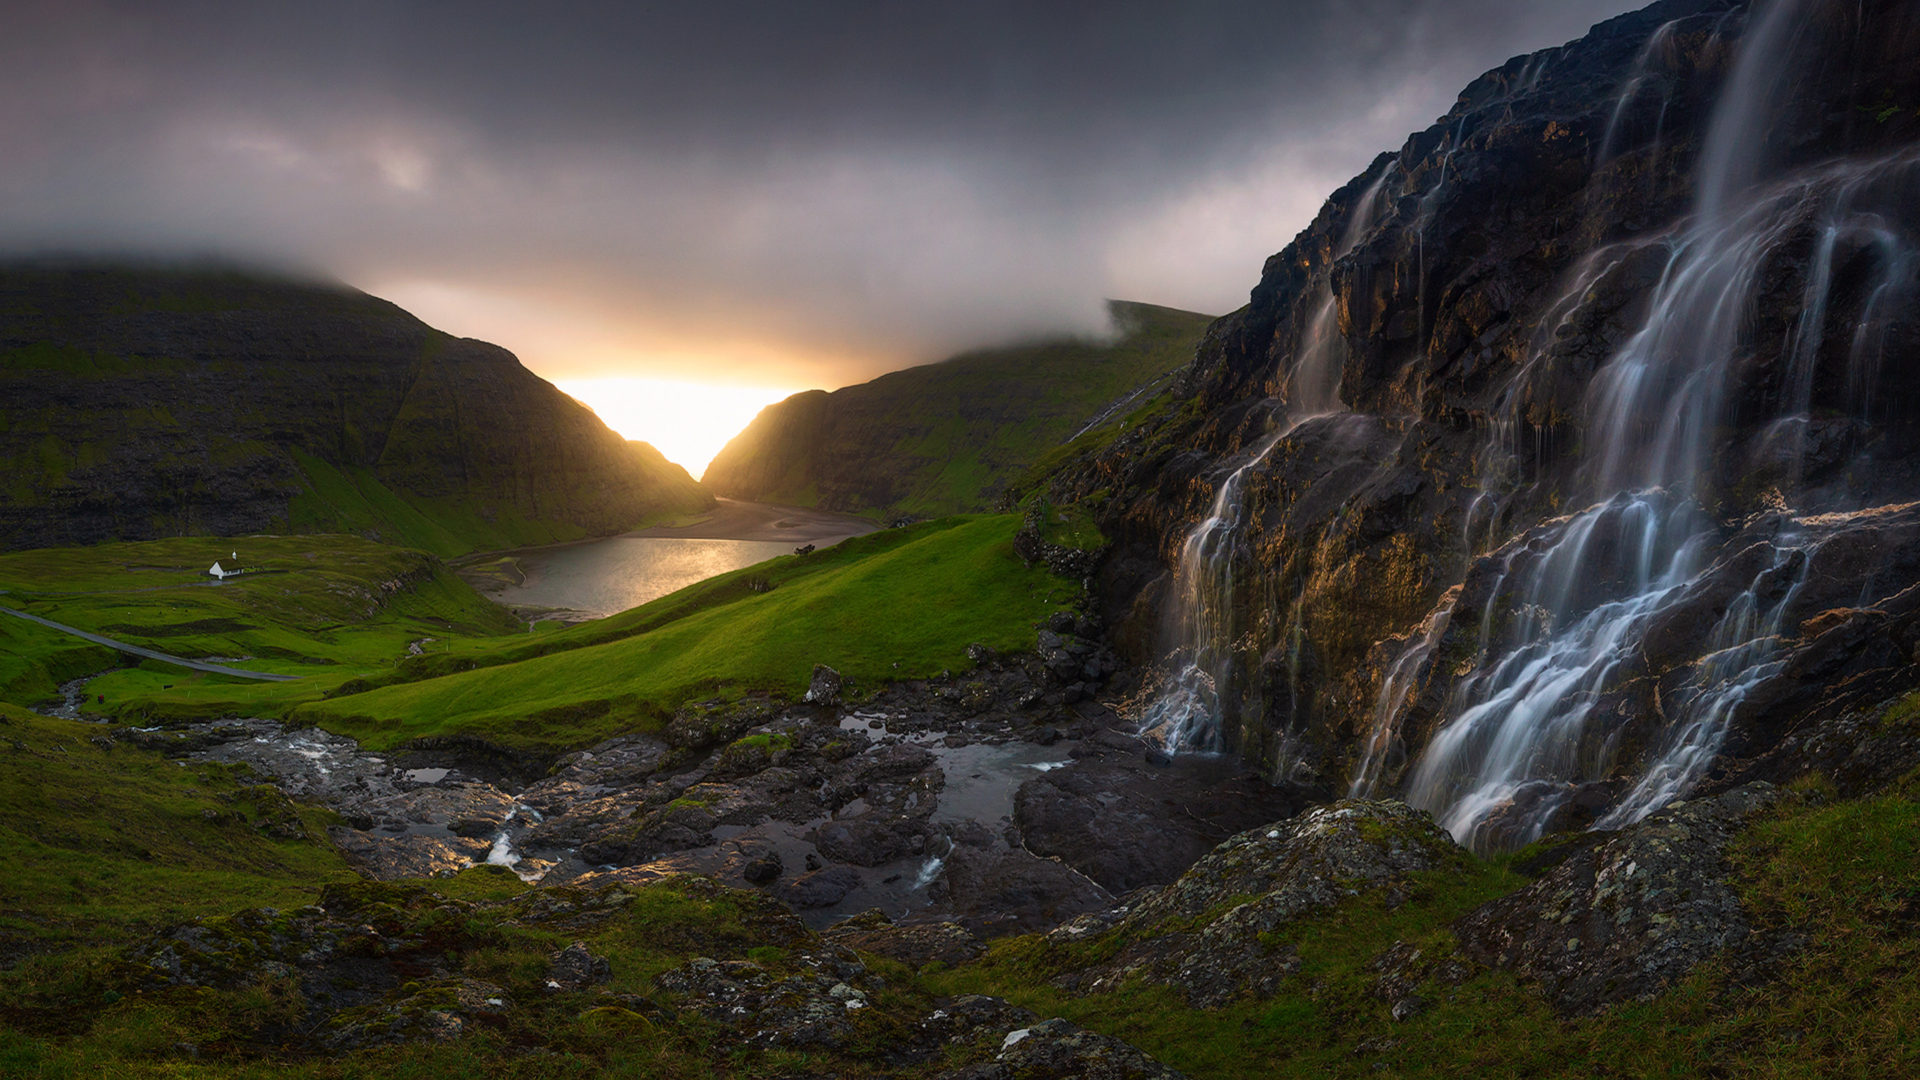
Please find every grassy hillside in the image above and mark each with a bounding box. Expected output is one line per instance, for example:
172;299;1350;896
0;262;712;556
703;301;1212;520
297;515;1078;756
8;516;1079;760
0;534;518;713
0;704;352;1011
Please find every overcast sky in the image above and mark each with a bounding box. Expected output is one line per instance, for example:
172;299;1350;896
2;0;1640;392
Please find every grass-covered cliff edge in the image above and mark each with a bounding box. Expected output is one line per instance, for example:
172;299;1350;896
0;262;713;556
702;300;1212;521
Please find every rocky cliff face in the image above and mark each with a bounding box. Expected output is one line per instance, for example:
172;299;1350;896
0;264;712;554
703;301;1212;520
1070;0;1920;849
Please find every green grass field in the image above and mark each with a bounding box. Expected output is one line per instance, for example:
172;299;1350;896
2;515;1077;760
0;534;518;714
298;515;1077;756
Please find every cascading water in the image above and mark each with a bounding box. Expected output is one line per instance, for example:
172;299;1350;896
1139;175;1388;753
1359;0;1920;848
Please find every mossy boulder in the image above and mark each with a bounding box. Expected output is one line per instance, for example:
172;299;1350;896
1057;800;1467;1008
1455;783;1787;1015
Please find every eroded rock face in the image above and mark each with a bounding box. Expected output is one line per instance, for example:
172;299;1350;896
1455;783;1785;1014
1058;801;1467;1008
1064;0;1920;833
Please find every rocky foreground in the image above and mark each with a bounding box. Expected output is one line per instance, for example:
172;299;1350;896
129;616;1301;937
106;764;1854;1076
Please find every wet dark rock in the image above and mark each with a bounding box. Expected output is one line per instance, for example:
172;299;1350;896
804;664;843;706
742;852;784;885
810;816;929;867
936;844;1110;936
1455;783;1785;1015
1014;746;1302;895
779;866;864;909
328;829;485;878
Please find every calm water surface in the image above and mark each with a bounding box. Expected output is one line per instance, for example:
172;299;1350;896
498;536;798;618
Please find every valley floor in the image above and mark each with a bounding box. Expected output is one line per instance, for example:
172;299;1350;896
3;520;1918;1078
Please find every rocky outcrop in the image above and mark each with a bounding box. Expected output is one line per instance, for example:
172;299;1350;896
1061;0;1920;837
1053;801;1467;1008
934;1017;1194;1080
0;262;712;553
703;301;1212;518
117;874;1187;1073
1455;783;1787;1014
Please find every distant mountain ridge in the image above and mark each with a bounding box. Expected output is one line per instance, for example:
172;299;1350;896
702;300;1213;519
0;263;712;555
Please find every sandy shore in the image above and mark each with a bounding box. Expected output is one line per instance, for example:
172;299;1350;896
626;498;879;543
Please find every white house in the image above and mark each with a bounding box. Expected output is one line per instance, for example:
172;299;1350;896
208;551;243;579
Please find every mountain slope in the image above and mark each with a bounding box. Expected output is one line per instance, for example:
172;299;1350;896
702;300;1212;519
0;263;713;556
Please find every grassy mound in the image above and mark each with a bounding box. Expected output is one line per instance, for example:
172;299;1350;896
930;775;1920;1079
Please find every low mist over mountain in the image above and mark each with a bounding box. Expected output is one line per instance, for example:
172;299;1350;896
703;301;1211;519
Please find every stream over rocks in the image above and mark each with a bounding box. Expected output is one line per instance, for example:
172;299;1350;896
149;650;1293;935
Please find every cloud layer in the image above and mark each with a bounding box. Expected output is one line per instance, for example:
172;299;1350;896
1;0;1640;386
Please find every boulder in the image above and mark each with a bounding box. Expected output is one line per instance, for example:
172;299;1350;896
546;941;612;990
1455;783;1786;1014
804;664;843;706
1058;801;1466;1008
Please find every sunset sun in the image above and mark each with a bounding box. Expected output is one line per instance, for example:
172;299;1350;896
558;376;797;478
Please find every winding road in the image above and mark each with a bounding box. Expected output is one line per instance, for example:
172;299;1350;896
0;605;299;682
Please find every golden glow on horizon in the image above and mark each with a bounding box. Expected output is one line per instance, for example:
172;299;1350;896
558;377;798;479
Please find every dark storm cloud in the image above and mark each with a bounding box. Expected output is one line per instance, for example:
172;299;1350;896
0;0;1639;383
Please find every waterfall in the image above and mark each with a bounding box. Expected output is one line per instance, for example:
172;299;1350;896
1139;175;1388;753
1369;0;1920;848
